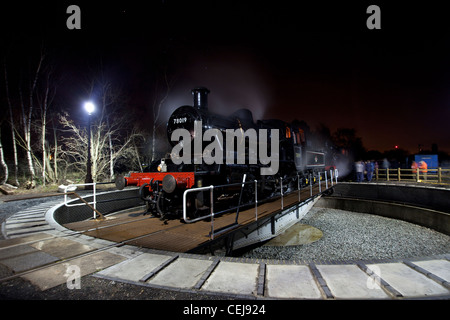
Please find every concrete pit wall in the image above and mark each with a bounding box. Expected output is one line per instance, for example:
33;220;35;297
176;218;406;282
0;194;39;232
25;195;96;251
53;188;142;225
320;183;450;236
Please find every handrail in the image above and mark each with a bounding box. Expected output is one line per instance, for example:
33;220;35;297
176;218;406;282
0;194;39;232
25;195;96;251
374;167;450;185
65;191;105;220
182;185;214;224
183;168;339;239
62;182;102;220
182;178;256;224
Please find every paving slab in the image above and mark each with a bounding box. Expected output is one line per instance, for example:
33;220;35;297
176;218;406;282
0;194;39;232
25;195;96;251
413;259;450;283
97;252;172;282
201;261;258;296
367;262;449;297
317;264;389;299
30;237;94;259
1;250;59;273
0;233;51;248
0;244;38;260
266;264;322;299
22;250;126;290
148;257;214;289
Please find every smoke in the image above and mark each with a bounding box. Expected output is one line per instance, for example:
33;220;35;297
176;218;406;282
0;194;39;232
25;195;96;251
169;48;273;122
334;153;353;178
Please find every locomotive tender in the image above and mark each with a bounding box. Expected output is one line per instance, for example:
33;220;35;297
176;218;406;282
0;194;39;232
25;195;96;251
116;87;333;219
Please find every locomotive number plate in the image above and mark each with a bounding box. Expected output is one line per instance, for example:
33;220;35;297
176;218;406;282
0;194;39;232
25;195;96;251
173;117;187;124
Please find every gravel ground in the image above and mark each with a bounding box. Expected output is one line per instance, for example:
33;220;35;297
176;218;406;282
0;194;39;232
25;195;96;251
241;206;450;262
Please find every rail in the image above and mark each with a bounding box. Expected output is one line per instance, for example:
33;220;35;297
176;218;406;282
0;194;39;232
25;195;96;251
183;169;338;239
375;167;450;185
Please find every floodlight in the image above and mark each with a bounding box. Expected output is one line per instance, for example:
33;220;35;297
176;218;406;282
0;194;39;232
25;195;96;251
84;101;95;115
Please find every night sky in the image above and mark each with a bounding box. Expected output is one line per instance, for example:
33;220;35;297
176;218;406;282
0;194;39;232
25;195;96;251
2;1;450;154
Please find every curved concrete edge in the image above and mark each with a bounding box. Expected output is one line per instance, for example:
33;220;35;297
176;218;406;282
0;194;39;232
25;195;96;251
333;182;450;215
2;200;62;239
345;181;450;191
45;202;71;234
45;188;139;232
51;188;141;225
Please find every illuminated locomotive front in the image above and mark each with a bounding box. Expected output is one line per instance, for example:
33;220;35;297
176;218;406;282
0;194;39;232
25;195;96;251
116;87;332;220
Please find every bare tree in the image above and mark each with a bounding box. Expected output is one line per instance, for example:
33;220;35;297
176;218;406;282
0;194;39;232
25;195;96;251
59;112;143;182
36;67;57;185
28;54;43;183
7;49;59;187
3;62;19;186
51;114;59;182
0;120;8;185
58;111;88;179
59;79;143;182
14;51;45;186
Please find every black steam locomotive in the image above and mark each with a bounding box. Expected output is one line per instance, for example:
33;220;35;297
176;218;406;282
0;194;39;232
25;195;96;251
116;87;334;219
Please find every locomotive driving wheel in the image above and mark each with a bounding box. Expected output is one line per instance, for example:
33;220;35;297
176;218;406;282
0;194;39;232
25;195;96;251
185;191;209;220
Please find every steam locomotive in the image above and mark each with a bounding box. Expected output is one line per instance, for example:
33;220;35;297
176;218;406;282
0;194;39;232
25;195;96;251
115;87;334;219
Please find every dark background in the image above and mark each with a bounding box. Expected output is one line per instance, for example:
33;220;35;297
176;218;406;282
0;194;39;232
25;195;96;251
2;0;449;154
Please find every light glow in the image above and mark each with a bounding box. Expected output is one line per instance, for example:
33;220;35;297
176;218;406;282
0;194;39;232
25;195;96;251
84;101;95;115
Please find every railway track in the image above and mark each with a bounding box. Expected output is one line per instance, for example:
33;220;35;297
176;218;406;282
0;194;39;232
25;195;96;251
0;200;202;284
1;188;449;299
0;187;304;284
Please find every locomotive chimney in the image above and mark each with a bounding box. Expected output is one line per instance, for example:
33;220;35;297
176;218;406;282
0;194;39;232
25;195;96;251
192;87;210;111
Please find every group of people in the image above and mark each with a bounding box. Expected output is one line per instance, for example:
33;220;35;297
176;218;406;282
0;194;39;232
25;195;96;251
355;159;429;182
355;160;376;182
411;160;428;181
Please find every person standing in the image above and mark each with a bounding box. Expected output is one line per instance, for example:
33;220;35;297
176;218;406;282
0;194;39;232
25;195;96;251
355;161;364;182
419;160;428;181
411;161;418;181
366;160;374;182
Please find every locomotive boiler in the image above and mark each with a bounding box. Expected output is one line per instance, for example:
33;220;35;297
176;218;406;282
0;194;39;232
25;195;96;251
115;87;333;219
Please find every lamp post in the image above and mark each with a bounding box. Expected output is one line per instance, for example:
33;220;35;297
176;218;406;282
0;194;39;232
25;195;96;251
84;101;95;186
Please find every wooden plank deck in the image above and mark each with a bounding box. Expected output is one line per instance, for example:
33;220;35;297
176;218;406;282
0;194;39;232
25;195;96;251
63;185;324;252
